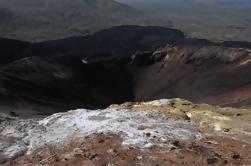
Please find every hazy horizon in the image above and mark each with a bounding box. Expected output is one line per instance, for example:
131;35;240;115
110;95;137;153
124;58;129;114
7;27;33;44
116;0;251;11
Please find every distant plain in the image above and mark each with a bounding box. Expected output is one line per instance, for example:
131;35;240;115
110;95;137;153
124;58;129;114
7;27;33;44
0;0;250;42
118;0;251;42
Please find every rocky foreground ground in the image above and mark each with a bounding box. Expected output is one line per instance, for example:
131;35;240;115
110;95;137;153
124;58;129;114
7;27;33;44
0;99;251;165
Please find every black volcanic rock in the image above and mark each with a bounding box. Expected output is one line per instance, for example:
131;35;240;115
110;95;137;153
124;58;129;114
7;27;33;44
221;41;251;49
36;25;185;59
0;38;31;66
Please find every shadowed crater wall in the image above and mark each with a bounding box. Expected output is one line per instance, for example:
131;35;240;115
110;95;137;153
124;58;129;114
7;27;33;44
0;26;250;117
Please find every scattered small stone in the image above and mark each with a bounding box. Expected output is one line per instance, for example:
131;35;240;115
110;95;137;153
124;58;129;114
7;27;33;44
170;101;176;108
161;138;167;142
214;153;222;159
184;115;191;121
107;163;114;166
99;139;104;143
62;153;72;161
145;133;151;137
137;156;143;160
207;158;218;164
182;102;191;106
171;140;180;147
107;149;117;156
223;128;230;132
205;141;218;145
231;153;241;160
88;153;98;160
144;143;153;148
73;148;83;156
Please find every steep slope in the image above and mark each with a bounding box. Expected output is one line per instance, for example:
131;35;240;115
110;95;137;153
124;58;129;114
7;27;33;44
130;45;251;107
0;26;184;116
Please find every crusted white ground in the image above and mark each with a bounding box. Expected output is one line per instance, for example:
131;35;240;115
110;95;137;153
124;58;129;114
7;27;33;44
0;99;203;159
1;98;250;160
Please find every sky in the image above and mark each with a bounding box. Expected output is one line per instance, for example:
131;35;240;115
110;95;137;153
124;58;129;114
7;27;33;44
116;0;251;12
116;0;251;7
